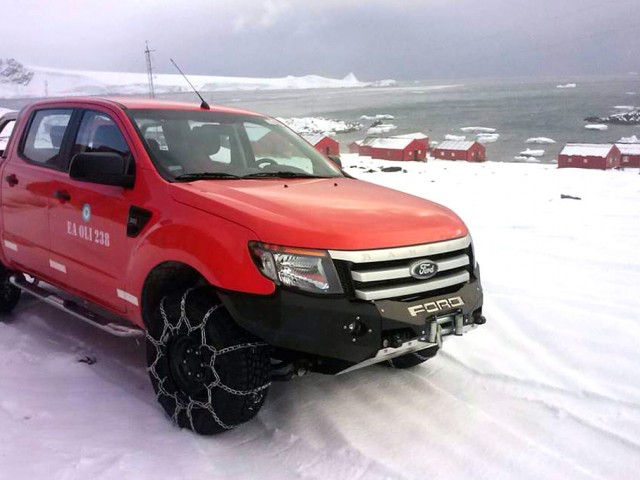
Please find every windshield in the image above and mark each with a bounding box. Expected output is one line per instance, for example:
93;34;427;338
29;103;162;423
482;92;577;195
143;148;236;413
129;109;343;180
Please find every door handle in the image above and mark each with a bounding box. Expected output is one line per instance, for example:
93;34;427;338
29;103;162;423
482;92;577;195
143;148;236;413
5;174;18;187
53;189;71;203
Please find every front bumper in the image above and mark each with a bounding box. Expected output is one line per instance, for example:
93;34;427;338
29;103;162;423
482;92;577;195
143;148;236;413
218;265;484;368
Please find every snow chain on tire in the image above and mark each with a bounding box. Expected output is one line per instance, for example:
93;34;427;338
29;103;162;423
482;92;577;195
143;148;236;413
146;288;271;433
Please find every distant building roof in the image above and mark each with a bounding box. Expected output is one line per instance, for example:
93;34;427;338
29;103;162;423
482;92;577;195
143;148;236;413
301;133;335;146
391;132;429;140
436;140;476;151
362;137;416;149
615;143;640;155
560;143;615;157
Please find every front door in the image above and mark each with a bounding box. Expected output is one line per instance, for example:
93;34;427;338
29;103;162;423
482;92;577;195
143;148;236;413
48;110;135;312
1;108;74;277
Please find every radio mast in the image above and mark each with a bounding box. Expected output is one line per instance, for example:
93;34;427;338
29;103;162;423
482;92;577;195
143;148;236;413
145;42;156;98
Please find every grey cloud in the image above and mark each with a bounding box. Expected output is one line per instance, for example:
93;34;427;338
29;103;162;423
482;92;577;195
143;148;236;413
1;0;639;80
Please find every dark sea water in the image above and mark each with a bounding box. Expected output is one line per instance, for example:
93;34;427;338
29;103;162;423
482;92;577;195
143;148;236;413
167;75;640;163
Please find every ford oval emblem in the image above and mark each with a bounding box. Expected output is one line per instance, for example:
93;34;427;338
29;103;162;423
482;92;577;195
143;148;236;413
409;259;438;280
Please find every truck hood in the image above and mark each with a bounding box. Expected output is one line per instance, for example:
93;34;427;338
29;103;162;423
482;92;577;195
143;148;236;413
171;178;468;250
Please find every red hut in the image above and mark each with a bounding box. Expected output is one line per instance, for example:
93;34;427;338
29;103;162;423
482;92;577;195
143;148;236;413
433;140;485;162
358;137;426;161
615;143;640;168
558;144;621;169
391;133;430;154
302;134;339;156
348;140;363;154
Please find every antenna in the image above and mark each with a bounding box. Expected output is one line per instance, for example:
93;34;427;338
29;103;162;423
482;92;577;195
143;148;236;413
144;42;156;99
170;58;210;110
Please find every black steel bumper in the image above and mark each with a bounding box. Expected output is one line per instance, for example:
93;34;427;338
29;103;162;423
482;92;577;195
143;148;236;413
219;266;484;365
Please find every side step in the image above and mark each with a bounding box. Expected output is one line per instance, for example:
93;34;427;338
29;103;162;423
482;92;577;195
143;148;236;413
10;275;145;338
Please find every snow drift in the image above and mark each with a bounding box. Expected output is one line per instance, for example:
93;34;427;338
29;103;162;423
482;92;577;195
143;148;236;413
3;157;639;480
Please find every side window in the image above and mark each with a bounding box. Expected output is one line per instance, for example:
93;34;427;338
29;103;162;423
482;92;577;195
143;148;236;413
22;109;72;166
73;111;130;162
0;119;15;151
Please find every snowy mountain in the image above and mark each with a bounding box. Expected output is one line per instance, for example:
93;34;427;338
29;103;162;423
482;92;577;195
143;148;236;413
0;65;397;99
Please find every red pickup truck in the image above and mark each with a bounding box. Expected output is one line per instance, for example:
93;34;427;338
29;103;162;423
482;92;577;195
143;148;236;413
0;98;485;434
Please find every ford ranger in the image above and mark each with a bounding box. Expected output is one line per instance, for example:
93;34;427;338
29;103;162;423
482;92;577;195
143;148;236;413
0;98;485;434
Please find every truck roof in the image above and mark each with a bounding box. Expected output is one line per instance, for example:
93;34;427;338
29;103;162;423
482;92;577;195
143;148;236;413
22;97;264;117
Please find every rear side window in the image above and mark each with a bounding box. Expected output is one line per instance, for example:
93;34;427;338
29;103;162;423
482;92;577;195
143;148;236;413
73;111;131;161
22;109;72;166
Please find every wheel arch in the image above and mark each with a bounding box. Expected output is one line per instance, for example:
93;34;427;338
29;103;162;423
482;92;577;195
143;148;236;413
140;261;209;329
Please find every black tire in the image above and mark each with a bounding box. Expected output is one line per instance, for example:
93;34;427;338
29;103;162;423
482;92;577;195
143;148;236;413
386;345;439;369
0;267;21;315
146;287;271;435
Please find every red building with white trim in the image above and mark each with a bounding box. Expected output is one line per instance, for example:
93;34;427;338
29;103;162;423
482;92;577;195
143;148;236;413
615;143;640;168
432;140;485;162
302;134;340;156
558;144;621;169
359;137;426;161
391;133;430;155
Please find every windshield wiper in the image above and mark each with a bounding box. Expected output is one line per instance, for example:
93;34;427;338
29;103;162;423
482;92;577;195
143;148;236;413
242;171;329;179
174;172;242;181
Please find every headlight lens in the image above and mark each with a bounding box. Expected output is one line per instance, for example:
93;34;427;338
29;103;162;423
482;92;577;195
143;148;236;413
249;242;343;294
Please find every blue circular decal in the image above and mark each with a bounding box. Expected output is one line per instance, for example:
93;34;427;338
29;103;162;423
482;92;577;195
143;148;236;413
82;204;91;222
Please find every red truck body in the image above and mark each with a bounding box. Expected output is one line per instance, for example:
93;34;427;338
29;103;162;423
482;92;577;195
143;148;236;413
0;97;484;434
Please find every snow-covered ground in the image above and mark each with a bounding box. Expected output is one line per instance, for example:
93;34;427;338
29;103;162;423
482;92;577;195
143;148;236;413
1;156;640;479
0;66;395;99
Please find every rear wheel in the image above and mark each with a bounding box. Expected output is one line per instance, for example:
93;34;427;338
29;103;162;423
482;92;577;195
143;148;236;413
0;267;21;315
386;345;439;369
146;287;271;434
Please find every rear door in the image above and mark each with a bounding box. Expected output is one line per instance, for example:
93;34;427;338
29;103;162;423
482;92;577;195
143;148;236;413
1;108;74;276
48;109;135;312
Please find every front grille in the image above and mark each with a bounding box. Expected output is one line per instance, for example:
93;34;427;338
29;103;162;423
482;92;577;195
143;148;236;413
329;236;472;301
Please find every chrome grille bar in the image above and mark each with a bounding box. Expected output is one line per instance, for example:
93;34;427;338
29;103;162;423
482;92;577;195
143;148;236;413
351;254;469;282
354;271;470;301
328;235;471;263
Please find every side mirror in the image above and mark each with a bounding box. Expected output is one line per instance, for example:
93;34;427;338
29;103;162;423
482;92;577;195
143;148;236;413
327;154;342;167
69;152;134;188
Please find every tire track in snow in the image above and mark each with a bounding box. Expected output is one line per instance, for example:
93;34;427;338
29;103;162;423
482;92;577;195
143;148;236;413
441;352;640;413
402;368;607;480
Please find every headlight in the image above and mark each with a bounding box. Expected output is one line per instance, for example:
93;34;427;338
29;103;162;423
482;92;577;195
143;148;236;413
249;242;343;294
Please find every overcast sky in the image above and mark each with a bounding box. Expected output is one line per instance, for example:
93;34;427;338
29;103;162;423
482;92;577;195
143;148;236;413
2;0;640;80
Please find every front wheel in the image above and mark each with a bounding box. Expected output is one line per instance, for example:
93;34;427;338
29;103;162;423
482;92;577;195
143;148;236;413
0;267;21;316
146;287;271;434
